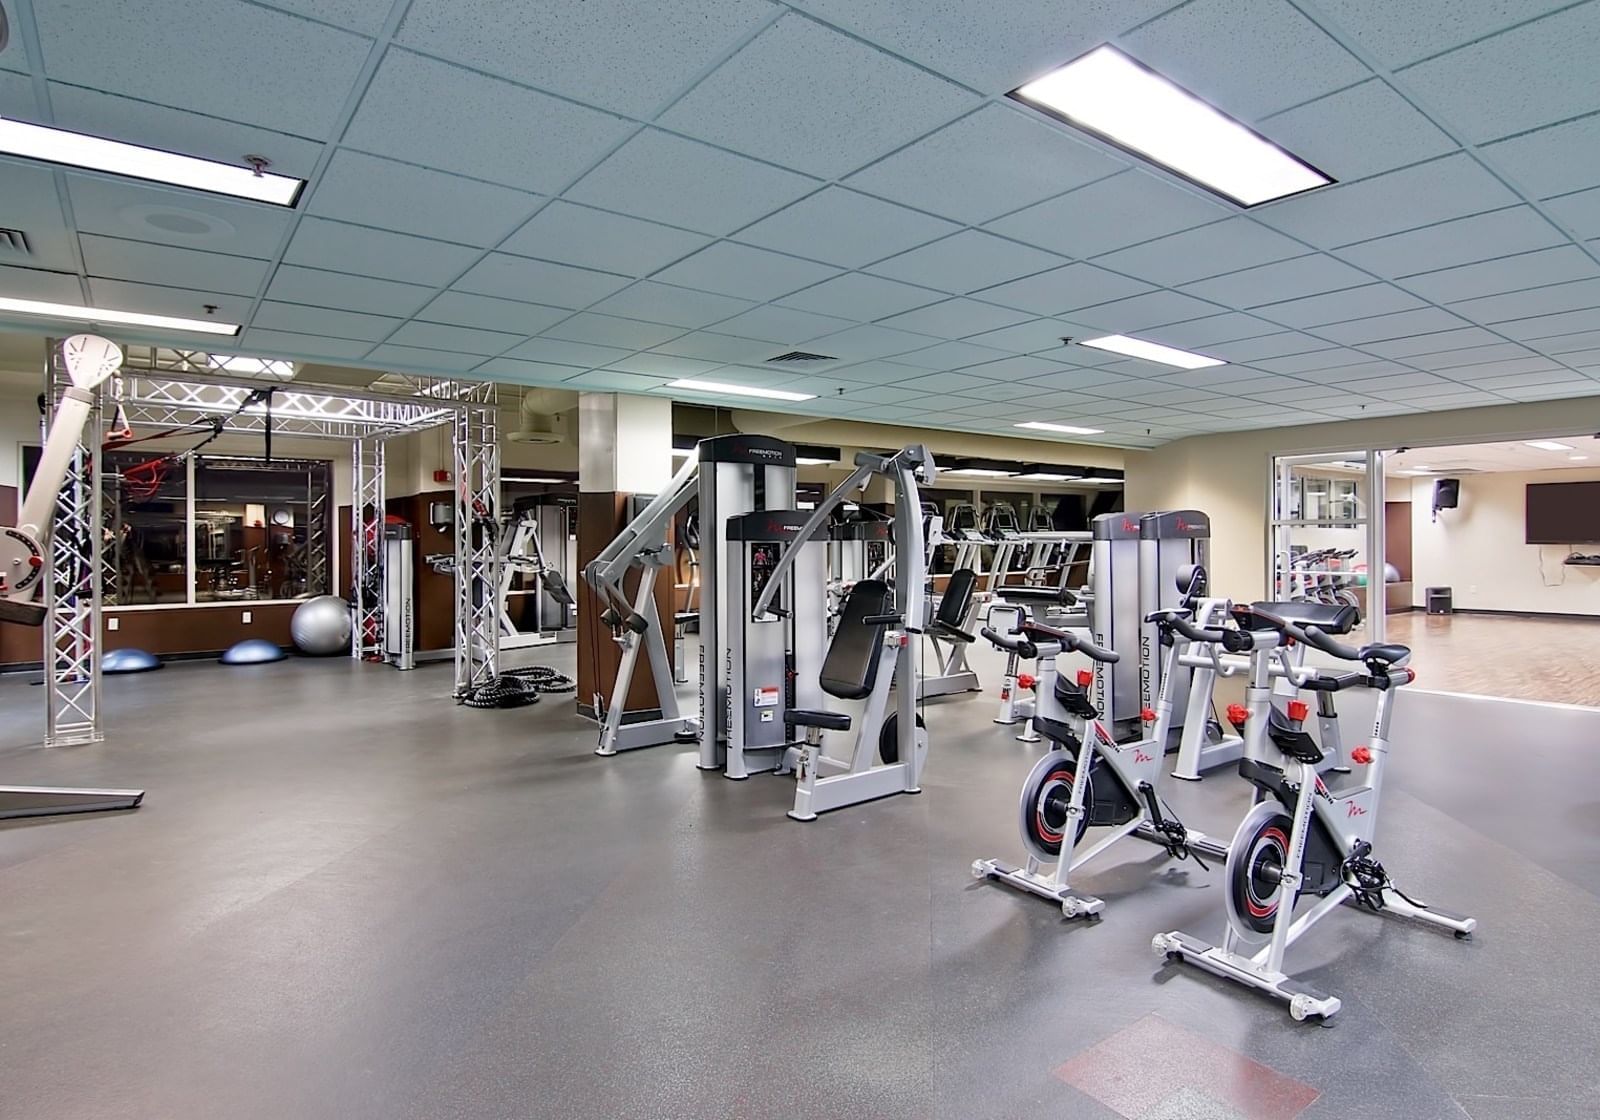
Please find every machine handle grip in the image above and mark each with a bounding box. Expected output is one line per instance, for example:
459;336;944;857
980;626;1037;660
1298;624;1362;662
1021;621;1120;664
863;612;903;626
1168;615;1228;644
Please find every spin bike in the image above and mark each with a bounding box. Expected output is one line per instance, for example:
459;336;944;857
1153;603;1476;1021
972;615;1228;919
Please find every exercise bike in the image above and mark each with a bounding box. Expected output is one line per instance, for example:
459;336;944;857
1153;603;1476;1022
972;614;1228;919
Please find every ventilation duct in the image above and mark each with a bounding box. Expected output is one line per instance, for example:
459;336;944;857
507;387;571;444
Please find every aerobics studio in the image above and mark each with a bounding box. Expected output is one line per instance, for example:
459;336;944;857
2;2;1599;1117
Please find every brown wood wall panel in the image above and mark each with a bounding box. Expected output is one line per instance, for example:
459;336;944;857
105;603;299;655
1385;501;1413;580
390;492;455;653
576;491;674;717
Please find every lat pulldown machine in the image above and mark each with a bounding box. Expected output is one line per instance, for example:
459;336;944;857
0;335;144;819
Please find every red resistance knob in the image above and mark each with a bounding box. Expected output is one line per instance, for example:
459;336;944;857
1017;674;1037;691
29;555;42;568
1226;703;1249;726
1140;708;1157;723
1351;746;1374;765
1076;669;1094;687
1287;700;1310;722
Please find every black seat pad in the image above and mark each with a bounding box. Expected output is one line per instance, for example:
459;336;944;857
934;568;977;627
1001;586;1074;604
787;709;852;732
1358;642;1410;665
1248;600;1359;634
820;580;891;701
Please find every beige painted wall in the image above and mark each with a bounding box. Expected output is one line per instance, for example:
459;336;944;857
1410;469;1600;615
1124;397;1600;600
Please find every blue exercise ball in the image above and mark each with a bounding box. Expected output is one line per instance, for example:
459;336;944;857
104;648;161;673
221;638;287;665
290;595;353;656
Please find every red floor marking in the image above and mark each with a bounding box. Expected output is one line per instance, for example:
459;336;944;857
1053;1013;1320;1120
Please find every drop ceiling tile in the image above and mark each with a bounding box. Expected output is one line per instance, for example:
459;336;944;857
605;353;725;379
986;169;1229;259
82;277;253;323
1143;313;1280;349
1401;246;1600;305
418;291;570;335
1204;332;1332;362
397;0;775;119
809;324;935;362
977;264;1153;317
1496;308;1600;341
1182;254;1372;309
366;343;484;373
826;359;928;385
0;267;93;305
654;242;840;301
1481;114;1600;201
503;337;635;368
387;321;522;356
1119;0;1368;119
889;340;1014;371
1315;0;1573;69
701;304;852;346
1495;382;1600;402
1449;278;1600;325
887;370;996;395
1337;371;1454;394
837;383;943;406
1528;330;1600;356
1399;3;1600;143
1258;79;1456;181
961;354;1070;382
252;301;401;342
307;150;538;248
568;130;818;236
778;272;942;320
499;202;710;278
66;174;293;259
1402;340;1539;369
540;313;684;351
1336;207;1565;278
651;332;772;364
1260;155;1519;248
1315;306;1473;345
658;13;978;178
265;264;434;318
0;71;32;114
1448;358;1574;381
1360;327;1505;360
560;369;676;392
238;328;374;361
454;254;631;308
1071;290;1221;333
345;50;631;193
587;281;754;328
475;358;585;383
1546;187;1600;240
47;84;324;179
1256;283;1426;329
963;318;1087;355
1020;368;1141;393
1248;346;1379;374
846;104;1125;224
734;187;959;269
868;231;1065;295
1248;385;1355;405
876;299;1032;340
78;234;268;295
1094;219;1305;288
34;0;368;135
285;217;479;286
0;162;76;271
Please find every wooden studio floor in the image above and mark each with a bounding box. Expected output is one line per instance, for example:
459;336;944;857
1386;611;1600;706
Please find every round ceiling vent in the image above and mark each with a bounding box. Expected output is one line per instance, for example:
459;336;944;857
118;203;236;243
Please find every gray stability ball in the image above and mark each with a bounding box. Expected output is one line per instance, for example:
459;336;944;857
291;595;353;656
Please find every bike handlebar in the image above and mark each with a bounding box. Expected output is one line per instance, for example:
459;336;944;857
980;626;1038;660
1022;621;1119;664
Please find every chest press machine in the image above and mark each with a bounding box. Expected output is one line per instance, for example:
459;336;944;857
753;445;937;821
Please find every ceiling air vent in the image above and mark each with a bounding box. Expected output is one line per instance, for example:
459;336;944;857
0;228;30;257
766;350;836;364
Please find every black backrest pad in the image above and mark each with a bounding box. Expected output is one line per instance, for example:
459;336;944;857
820;579;891;701
937;568;977;627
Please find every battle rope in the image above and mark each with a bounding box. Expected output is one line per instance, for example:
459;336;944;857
458;665;577;709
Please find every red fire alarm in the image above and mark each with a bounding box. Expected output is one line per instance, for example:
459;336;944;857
433;469;451;483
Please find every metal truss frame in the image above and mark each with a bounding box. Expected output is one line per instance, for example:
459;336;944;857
352;437;386;663
452;384;500;697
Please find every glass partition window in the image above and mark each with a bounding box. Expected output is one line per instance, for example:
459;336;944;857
193;457;331;602
104;450;189;605
1270;452;1385;649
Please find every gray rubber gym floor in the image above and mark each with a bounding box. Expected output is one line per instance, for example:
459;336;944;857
1;642;1596;1120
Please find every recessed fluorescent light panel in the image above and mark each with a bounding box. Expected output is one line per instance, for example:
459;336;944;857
794;457;834;466
945;467;1019;478
1016;472;1084;482
1526;440;1574;451
0;116;304;206
0;296;240;336
1011;45;1333;207
665;379;816;402
1079;334;1224;370
1015;421;1105;436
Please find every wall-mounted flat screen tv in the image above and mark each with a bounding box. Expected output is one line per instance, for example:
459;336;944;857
1526;481;1600;544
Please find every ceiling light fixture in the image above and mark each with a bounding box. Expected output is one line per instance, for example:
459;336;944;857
1015;421;1106;436
665;378;817;403
945;467;1020;478
1078;334;1225;370
0;295;240;335
1016;472;1084;482
1570;455;1589;461
1010;45;1333;207
795;457;834;466
1526;440;1574;451
0;117;304;206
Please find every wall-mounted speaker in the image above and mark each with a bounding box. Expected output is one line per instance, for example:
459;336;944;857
1433;478;1460;511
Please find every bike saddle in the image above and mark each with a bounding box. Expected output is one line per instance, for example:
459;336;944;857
1357;642;1411;666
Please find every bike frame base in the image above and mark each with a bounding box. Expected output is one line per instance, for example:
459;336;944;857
971;858;1105;919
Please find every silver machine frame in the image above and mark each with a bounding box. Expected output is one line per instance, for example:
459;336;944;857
1154;616;1476;1021
755;445;935;821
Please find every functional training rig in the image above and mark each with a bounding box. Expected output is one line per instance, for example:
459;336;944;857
1154;602;1476;1021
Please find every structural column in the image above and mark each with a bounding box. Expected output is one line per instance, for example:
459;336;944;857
576;393;675;719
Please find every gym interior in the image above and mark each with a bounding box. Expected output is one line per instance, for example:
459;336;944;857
2;2;1598;1117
